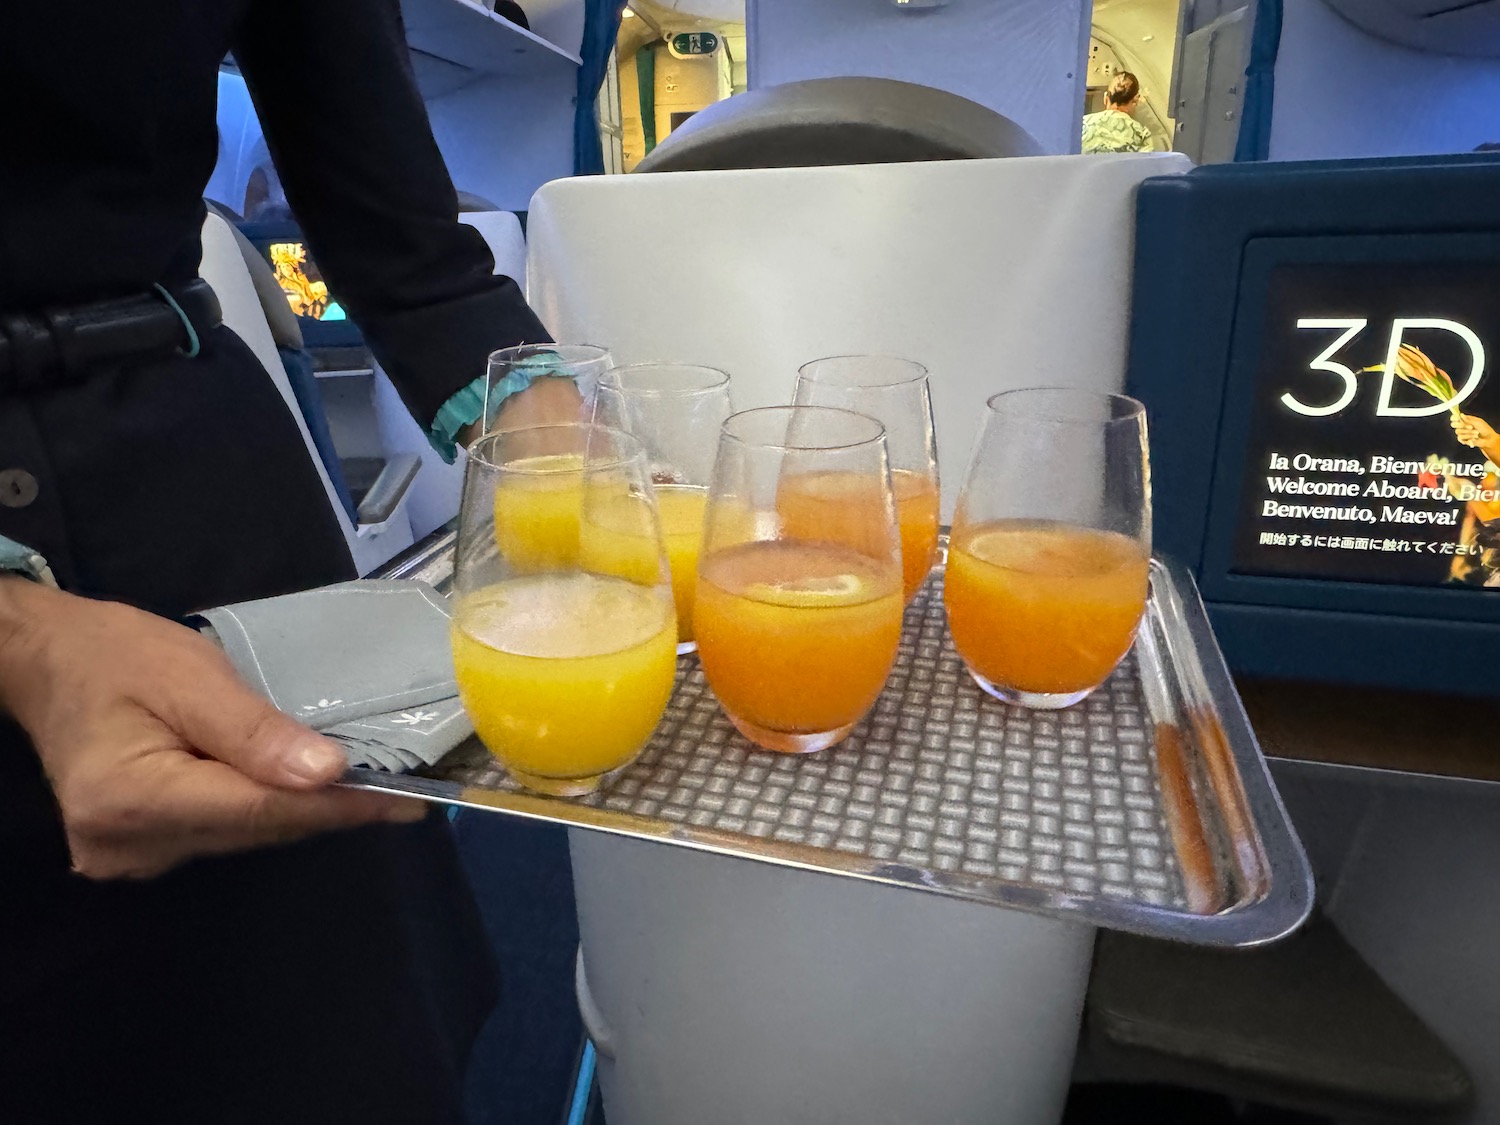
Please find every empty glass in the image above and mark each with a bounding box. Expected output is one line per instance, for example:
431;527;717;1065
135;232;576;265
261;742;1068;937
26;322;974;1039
794;355;940;602
694;406;904;753
450;424;677;795
945;389;1151;710
595;363;733;655
484;344;613;432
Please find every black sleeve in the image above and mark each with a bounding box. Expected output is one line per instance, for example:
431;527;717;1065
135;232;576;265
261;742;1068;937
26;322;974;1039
231;0;550;427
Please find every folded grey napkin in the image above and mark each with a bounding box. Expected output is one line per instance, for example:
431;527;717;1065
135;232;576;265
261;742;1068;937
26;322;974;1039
198;580;472;772
322;696;472;773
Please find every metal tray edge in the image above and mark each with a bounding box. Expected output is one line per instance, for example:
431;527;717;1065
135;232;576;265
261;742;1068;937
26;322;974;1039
346;545;1314;947
1146;557;1315;946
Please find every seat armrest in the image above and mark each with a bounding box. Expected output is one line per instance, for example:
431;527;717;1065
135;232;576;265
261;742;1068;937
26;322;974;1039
356;454;422;526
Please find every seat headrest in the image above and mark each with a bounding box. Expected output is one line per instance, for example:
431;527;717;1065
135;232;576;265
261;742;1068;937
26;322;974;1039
634;76;1043;174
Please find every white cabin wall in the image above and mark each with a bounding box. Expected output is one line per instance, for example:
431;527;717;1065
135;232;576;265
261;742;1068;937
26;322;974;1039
1271;0;1500;161
211;69;574;217
745;0;1091;155
211;0;586;218
423;72;578;211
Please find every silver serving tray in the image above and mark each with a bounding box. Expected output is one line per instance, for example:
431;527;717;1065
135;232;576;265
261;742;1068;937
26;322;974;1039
348;531;1312;947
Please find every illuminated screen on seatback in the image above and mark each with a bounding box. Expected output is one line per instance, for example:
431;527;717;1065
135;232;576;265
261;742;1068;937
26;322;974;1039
1231;262;1500;590
264;240;348;322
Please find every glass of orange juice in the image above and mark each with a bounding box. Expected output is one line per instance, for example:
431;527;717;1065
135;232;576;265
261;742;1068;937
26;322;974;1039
594;363;733;654
945;388;1151;710
695;406;904;753
451;425;678;796
484;344;613;431
792;356;940;603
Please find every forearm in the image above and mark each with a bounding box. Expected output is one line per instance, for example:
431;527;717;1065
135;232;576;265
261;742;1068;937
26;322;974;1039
0;577;41;708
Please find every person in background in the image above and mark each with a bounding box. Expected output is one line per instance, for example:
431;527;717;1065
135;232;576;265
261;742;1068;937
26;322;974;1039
243;150;295;222
1082;71;1154;154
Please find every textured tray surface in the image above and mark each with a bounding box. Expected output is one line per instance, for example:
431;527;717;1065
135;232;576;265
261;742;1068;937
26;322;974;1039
421;574;1186;909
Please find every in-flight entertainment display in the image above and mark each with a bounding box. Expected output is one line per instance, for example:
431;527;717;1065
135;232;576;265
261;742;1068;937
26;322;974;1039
1232;262;1500;591
265;241;348;322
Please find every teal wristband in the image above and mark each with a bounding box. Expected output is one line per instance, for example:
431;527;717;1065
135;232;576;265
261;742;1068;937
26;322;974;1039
426;376;489;465
425;352;581;463
0;533;58;587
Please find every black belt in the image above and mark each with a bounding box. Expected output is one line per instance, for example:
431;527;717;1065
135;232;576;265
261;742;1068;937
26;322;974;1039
0;279;223;391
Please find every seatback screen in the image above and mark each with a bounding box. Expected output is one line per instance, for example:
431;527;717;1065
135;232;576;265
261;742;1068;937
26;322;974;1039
1231;262;1500;590
264;240;348;322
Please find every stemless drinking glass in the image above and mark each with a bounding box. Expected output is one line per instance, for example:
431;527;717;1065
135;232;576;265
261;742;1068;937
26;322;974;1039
945;389;1151;710
694;407;904;753
450;425;678;795
594;363;733;654
793;355;941;602
484;344;614;431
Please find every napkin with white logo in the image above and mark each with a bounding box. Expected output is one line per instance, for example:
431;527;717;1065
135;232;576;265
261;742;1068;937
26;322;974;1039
197;580;472;772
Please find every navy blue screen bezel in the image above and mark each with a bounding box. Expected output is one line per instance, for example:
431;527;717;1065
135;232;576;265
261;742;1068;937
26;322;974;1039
1196;231;1500;627
1125;157;1500;694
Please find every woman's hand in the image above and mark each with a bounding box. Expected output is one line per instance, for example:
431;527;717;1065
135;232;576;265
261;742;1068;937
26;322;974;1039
0;579;423;880
458;376;585;447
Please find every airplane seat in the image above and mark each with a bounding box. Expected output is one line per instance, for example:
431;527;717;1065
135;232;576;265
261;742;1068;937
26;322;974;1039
368;208;530;540
527;151;1191;1125
633;76;1043;174
198;210;418;574
529;152;1189;514
205;201;357;523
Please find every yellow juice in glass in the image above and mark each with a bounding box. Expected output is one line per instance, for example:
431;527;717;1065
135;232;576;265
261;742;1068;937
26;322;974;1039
657;486;708;643
492;453;585;573
944;519;1149;697
694;540;903;750
578;485;705;645
776;469;939;602
451;573;677;794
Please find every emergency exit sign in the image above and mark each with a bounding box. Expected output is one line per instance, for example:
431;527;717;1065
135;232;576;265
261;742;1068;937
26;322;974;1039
670;31;719;56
